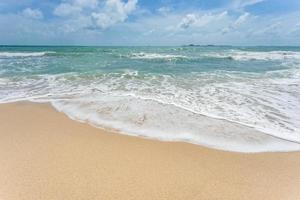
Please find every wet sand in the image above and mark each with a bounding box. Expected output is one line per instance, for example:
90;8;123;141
0;102;300;200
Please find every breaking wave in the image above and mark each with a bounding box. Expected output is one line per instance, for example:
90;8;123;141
129;52;187;60
0;51;55;58
127;50;300;62
205;50;300;61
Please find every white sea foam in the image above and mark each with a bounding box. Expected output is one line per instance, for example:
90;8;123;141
205;50;300;61
0;51;54;58
130;50;300;62
1;67;300;152
51;95;300;153
130;52;187;60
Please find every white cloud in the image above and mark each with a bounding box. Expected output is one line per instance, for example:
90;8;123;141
54;3;82;17
54;0;98;16
230;0;264;11
178;11;228;30
234;12;250;27
92;0;137;29
157;7;171;15
22;8;43;19
252;22;281;36
74;0;99;8
296;22;300;27
178;14;197;29
239;0;264;7
222;12;250;34
54;0;137;29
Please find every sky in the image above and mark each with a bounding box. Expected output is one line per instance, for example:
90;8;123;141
0;0;300;46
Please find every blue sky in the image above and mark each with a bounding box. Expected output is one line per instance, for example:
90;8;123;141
0;0;300;45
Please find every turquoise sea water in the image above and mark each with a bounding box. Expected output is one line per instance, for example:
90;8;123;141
1;46;300;152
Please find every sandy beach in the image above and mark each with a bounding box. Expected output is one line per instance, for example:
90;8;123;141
0;102;300;200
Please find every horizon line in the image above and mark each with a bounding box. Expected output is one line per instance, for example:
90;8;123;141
1;44;300;47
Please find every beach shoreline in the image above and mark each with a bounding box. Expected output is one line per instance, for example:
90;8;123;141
1;101;300;200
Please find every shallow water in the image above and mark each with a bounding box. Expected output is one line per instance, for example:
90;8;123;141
1;45;300;152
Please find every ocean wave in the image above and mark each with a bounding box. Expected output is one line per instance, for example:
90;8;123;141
129;50;300;62
205;50;300;61
129;52;187;60
1;68;300;152
51;95;300;153
0;51;55;58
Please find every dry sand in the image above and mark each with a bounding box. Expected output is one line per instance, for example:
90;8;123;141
0;102;300;200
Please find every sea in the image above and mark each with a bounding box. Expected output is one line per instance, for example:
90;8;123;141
1;45;300;152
